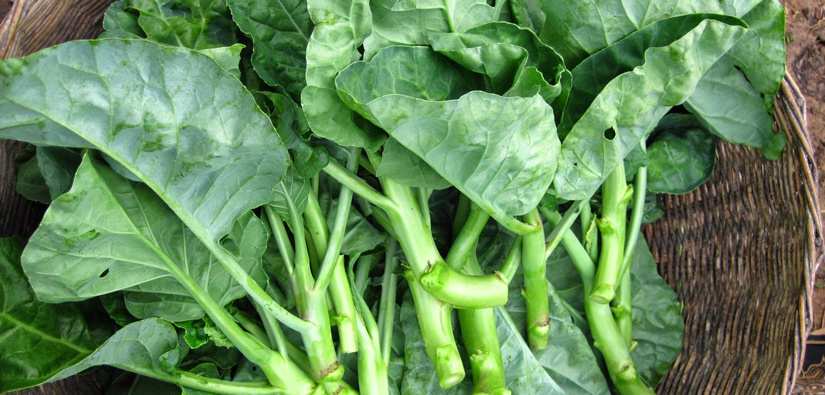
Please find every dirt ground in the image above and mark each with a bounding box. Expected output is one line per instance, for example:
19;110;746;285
781;0;825;331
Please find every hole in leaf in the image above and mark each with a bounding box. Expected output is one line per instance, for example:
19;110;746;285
573;162;578;167
100;269;110;278
604;128;616;140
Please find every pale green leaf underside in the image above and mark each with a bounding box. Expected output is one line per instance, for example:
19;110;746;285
22;155;266;322
0;39;288;241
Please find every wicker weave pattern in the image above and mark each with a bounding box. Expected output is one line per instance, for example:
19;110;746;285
643;79;822;394
0;1;820;394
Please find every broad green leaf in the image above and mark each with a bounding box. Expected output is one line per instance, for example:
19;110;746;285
335;45;468;189
684;57;786;160
101;1;146;39
336;46;470;112
362;0;495;58
628;237;685;387
36;146;82;200
15;146;82;204
493;308;578;395
555;14;744;137
0;237;98;393
552;20;746;200
336;47;560;221
509;0;544;34
257;91;328;178
724;0;785;98
537;0;723;68
646;117;716;195
375;138;452;190
22;155;267;322
227;0;313;97
49;318;182;381
302;0;383;150
0;39;288;243
197;44;245;78
101;292;140;327
114;0;238;50
429;22;569;102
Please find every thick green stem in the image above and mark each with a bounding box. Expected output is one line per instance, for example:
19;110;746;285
521;208;549;350
132;368;322;395
403;269;465;388
548;212;653;395
613;269;633;347
377;239;399;366
381;178;508;308
285;194;344;384
304;153;360;354
590;164;629;304
445;203;490;271
145;242;316;394
458;255;510;395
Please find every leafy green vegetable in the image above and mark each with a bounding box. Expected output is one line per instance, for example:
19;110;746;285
646;125;716;195
552;19;746;200
227;0;313;97
22;155;266;322
0;237;97;393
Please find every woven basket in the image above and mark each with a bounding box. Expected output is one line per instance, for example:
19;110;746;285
1;1;821;394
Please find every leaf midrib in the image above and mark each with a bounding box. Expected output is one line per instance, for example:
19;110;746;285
0;311;93;354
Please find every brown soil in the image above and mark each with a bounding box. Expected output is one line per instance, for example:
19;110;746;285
782;0;825;332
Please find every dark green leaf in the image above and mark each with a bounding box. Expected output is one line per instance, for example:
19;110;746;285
623;143;649;182
115;0;238;50
101;1;146;39
509;0;545;34
429;22;569;102
49;318;183;381
101;293;139;328
175;320;209;349
15;148;51;204
555;14;744;138
641;194;665;225
646;126;716;195
552;20;745;200
227;0;313;97
257;91;329;178
0;39;288;243
628;237;685;387
684;57;786;159
537;0;723;68
0;237;98;393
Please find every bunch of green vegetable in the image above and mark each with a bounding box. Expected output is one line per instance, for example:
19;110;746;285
0;0;786;394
